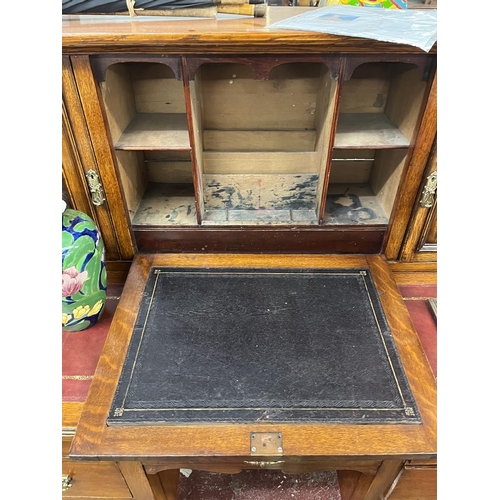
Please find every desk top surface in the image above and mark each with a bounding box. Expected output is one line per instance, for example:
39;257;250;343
62;6;437;54
70;253;436;461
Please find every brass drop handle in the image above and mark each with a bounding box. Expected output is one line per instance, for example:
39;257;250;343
419;171;437;208
62;474;73;491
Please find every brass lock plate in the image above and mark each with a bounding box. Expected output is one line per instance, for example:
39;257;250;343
250;432;283;456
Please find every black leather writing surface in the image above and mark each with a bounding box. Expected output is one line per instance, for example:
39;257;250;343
108;267;420;425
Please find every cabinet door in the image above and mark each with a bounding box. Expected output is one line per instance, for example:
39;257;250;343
63;58;126;261
382;66;437;262
67;55;137;260
399;138;437;262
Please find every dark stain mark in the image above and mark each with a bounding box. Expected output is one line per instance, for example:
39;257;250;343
325;194;377;224
186;205;192;216
279;180;318;210
208;184;236;202
287;176;319;192
207;176;318;210
373;93;385;108
273;79;286;90
164;209;179;221
351;207;376;221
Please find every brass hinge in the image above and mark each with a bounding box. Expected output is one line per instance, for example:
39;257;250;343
85;169;106;206
419;171;437;208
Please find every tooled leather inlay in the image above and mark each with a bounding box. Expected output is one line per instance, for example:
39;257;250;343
108;267;420;425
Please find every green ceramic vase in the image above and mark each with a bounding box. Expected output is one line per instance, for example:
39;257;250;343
62;201;107;332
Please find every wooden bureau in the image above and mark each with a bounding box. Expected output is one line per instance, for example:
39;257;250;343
62;6;437;499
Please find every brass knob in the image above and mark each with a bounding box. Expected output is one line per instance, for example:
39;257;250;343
62;474;73;491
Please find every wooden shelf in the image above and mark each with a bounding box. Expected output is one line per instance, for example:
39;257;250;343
323;184;389;226
115;113;191;150
334;114;410;149
131;183;197;226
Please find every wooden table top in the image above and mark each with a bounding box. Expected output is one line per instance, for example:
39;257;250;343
62;6;437;54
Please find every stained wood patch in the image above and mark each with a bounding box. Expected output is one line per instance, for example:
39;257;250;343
339;78;390;114
131;183;197;226
203;174;319;211
114;113;191;150
323;183;389;226
334;114;410;149
203;130;317;152
202;152;318;175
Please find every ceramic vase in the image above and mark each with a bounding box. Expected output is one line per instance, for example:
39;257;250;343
62;201;107;332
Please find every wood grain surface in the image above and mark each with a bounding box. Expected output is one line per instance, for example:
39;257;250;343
62;7;437;55
71;55;136;260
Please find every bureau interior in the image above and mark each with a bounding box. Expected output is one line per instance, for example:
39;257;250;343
100;62;197;227
190;62;337;225
325;61;427;226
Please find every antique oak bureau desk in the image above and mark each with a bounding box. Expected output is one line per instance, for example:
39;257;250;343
62;6;437;500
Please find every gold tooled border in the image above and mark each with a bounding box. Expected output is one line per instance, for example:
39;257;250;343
113;269;415;419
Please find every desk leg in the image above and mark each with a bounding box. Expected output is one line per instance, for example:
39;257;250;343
158;469;180;500
363;460;404;500
119;461;157;500
338;461;404;500
338;470;373;500
145;468;179;500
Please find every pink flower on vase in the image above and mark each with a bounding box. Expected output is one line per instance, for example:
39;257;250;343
62;267;88;297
